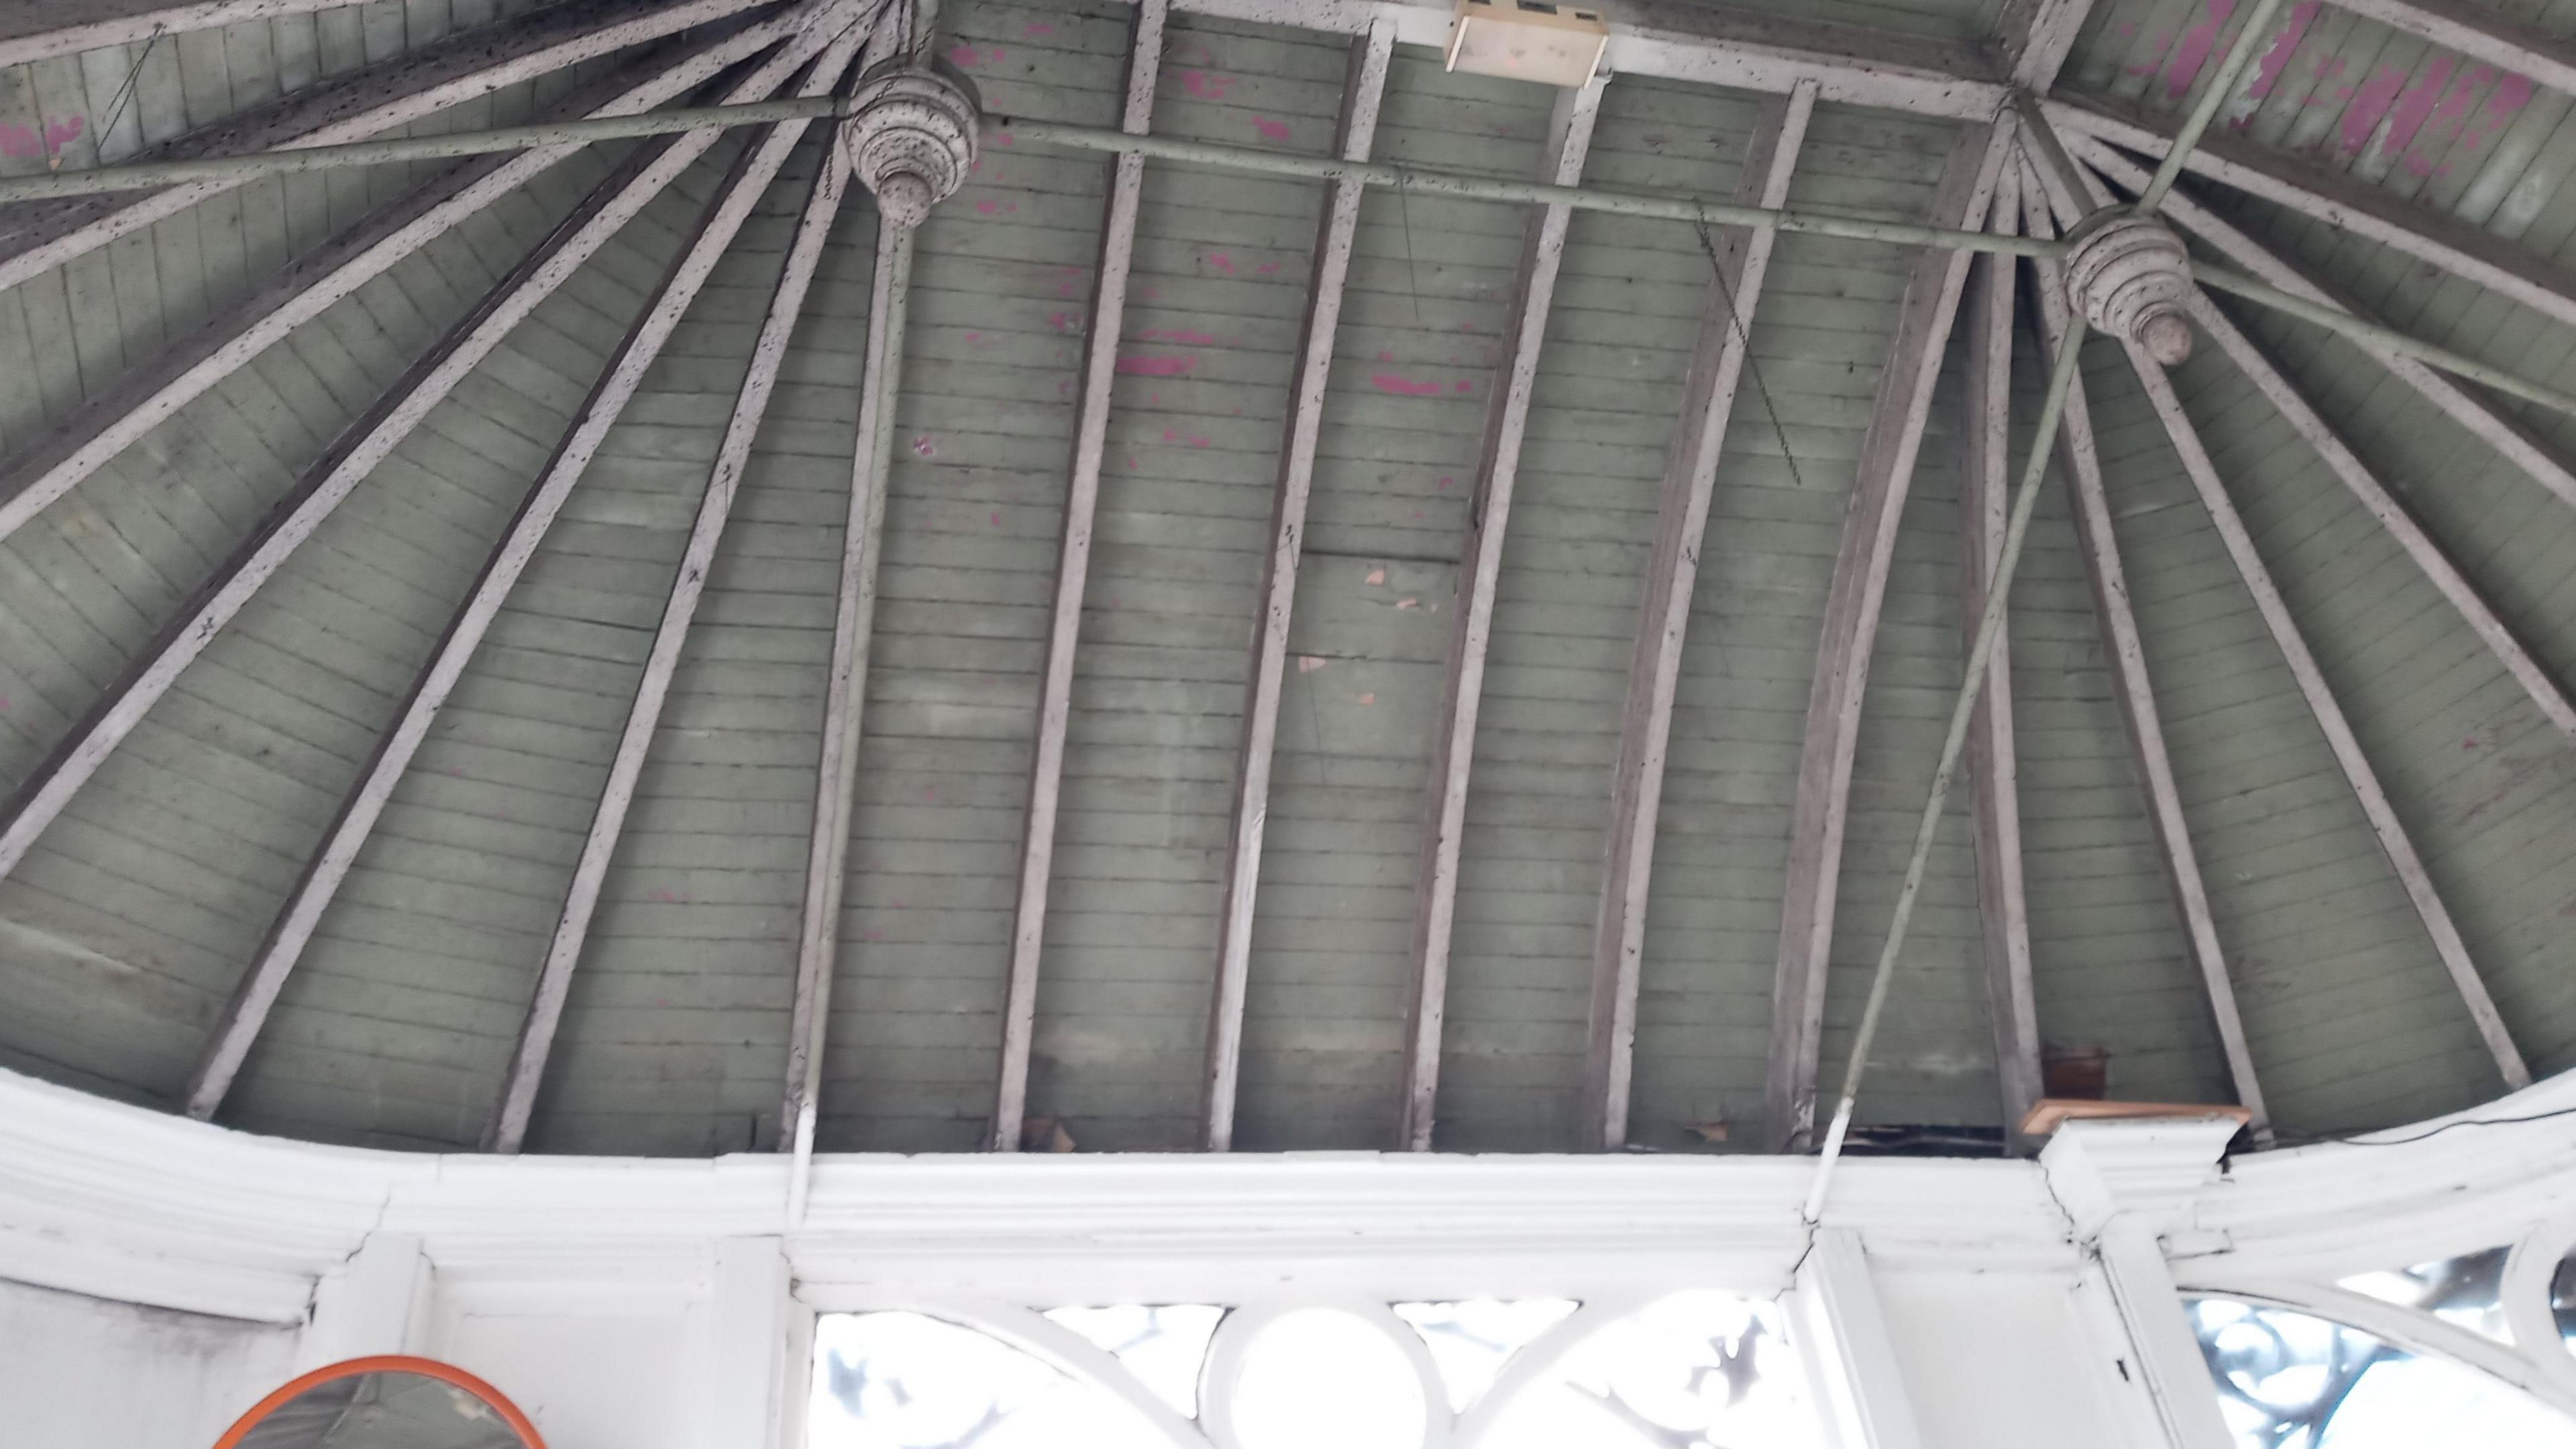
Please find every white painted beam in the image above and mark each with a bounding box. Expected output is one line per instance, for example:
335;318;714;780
2121;331;2534;1092
2045;93;2576;334
1580;82;1815;1155
1199;20;1394;1155
0;13;842;889
1957;160;2043;1151
2075;139;2576;518
1764;121;2015;1152
1787;1228;1929;1449
0;10;808;545
0;0;793;294
1395;72;1608;1155
0;0;378;68
179;21;863;1122
991;0;1171;1154
486;140;853;1155
2017;163;2270;1133
2001;0;2102;91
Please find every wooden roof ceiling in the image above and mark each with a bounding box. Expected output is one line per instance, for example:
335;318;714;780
2;0;2573;1157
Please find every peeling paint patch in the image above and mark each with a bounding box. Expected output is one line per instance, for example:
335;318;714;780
1049;311;1077;333
1252;117;1291;142
973;199;1017;215
1297;655;1328;673
1364;568;1387;585
1396;597;1419;609
2163;0;2236;99
2243;1;2320;105
2341;65;2410;154
0;115;82;160
1206;252;1236;274
912;435;936;457
1118;354;1199;376
949;44;1002;67
1181;69;1233;99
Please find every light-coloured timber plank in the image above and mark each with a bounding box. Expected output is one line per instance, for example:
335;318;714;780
1199;19;1392;1155
1394;70;1608;1155
1579;81;1814;1154
1763;119;2011;1152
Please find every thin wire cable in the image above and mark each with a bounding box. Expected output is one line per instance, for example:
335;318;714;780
86;25;166;172
2137;0;2288;212
1691;202;1809;498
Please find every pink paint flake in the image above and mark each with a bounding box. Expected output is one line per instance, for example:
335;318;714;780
1161;427;1212;448
973;198;1018;215
965;330;983;343
2340;64;2410;154
1437;476;1454;490
1049;311;1076;333
1371;373;1446;396
1181;69;1233;100
2163;0;2237;100
1298;655;1328;674
1117;354;1198;376
1206;252;1236;274
1024;19;1056;36
1255;260;1283;275
1377;350;1395;362
991;511;1003;525
2459;71;2534;152
2381;56;2458;160
912;435;936;457
1453;379;1473;394
1252;117;1291;143
1140;327;1218;344
949;44;1002;67
1356;692;1376;706
2243;1;2320;103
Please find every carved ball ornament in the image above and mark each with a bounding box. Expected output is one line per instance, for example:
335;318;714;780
2062;211;2196;365
841;58;982;229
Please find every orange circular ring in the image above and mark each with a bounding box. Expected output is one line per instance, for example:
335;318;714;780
209;1353;548;1449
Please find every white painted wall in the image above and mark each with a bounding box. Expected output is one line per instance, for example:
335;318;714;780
0;1276;294;1449
11;1065;2576;1449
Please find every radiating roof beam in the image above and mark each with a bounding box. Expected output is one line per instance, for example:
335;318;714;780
1956;159;2043;1152
2017;156;2271;1132
991;0;1171;1155
1764;119;2014;1153
178;19;864;1122
1200;21;1395;1155
2330;0;2576;104
1580;81;1815;1155
0;11;809;545
2076;140;2576;519
0;0;802;294
0;0;378;68
488;138;853;1156
783;10;923;1160
1395;71;1608;1154
2121;328;2534;1094
2045;93;2576;334
2000;0;2101;91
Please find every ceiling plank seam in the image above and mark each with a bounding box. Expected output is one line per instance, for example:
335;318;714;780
1579;80;1818;1155
0;7;815;545
784;7;920;1157
1395;67;1609;1155
490;88;859;1157
1958;157;2043;1152
2017;148;2271;1134
1764;118;2016;1153
991;0;1171;1155
1199;18;1397;1155
174;11;865;1122
0;0;798;294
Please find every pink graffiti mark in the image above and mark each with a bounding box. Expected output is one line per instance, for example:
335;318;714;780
1181;69;1233;100
1140;327;1218;344
2163;0;2238;99
1453;379;1473;394
973;198;1018;215
948;44;1002;68
1206;251;1236;274
1255;260;1283;274
1436;476;1455;491
2340;64;2410;154
1117;354;1199;376
1252;117;1291;143
1024;19;1056;36
0;113;81;159
2243;1;2320;105
1161;427;1212;448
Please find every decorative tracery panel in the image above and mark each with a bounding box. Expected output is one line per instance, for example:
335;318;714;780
806;1293;1827;1449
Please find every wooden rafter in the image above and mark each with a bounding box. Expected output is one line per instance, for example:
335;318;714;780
178;18;863;1122
1580;81;1816;1154
1957;159;2042;1150
0;0;375;68
2121;333;2535;1093
1199;19;1395;1154
2000;0;2101;91
2016;159;2270;1130
782;1;921;1152
990;0;1171;1154
0;11;804;545
0;0;794;295
0;14;838;887
1395;72;1608;1153
486;137;853;1156
2075;140;2576;518
2045;93;2576;334
1763;121;2014;1152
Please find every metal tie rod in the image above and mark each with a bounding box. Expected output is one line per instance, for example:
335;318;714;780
10;102;2576;420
